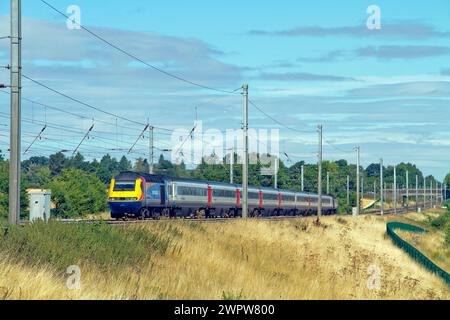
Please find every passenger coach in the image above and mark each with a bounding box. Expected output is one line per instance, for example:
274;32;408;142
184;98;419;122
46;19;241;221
108;172;338;220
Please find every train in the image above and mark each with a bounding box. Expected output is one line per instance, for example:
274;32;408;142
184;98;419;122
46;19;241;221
108;172;338;220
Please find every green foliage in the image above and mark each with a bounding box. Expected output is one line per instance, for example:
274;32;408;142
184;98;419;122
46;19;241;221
49;152;67;176
0;221;171;274
1;149;443;218
23;164;51;188
118;156;132;172
133;157;149;174
22;156;49;171
429;211;449;230
46;169;107;218
0;158;29;219
0;160;8;218
97;154;121;183
427;210;450;246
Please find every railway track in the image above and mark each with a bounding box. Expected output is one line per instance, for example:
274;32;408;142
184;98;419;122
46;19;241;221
58;215;313;225
53;205;426;225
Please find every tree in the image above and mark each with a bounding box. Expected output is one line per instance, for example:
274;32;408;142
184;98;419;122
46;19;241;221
46;169;107;218
68;152;92;172
118;156;132;172
0;159;29;219
49;152;67;176
22;156;49;171
24;164;51;188
366;163;380;177
97;154;119;183
133;157;149;173
155;155;173;175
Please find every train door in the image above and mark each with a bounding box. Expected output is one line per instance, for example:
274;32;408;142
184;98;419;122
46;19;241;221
160;184;166;205
278;192;282;209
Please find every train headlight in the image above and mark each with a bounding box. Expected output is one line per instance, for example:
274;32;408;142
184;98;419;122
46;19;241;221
108;197;139;201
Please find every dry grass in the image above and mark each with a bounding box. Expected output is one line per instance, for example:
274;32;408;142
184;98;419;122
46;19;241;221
0;213;449;300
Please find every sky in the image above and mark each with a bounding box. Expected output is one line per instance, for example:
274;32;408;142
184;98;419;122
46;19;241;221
0;0;449;180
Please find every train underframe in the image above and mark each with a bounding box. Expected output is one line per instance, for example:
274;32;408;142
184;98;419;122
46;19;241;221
111;204;337;220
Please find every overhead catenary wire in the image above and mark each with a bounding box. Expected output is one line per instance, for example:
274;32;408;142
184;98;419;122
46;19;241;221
39;0;240;95
1;89;137;131
324;139;354;154
248;99;313;134
22;74;147;126
5;2;361;167
0;109;218;153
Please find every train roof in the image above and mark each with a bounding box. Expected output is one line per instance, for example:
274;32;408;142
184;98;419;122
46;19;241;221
114;172;334;198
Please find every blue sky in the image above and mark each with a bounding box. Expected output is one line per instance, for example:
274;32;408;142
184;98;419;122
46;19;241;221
0;0;449;180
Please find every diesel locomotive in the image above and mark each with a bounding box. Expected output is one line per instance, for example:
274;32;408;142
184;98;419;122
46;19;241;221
108;171;338;220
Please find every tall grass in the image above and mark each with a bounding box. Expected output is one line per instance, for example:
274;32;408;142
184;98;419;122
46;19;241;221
0;213;448;300
0;221;171;275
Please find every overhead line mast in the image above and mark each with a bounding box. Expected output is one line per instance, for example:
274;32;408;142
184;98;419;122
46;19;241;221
9;0;21;225
317;125;323;220
242;84;249;219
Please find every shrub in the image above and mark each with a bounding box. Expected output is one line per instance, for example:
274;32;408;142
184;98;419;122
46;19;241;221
429;211;449;229
46;168;107;218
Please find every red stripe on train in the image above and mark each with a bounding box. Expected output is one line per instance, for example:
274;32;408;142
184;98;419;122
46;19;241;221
207;185;212;208
236;188;240;207
259;191;263;209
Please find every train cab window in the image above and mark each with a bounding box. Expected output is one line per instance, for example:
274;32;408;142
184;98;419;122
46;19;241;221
114;181;136;191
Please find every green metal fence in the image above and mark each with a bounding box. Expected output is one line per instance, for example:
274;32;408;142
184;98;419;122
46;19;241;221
386;222;450;286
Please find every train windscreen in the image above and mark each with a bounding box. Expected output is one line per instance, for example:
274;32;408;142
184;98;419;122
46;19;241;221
113;181;136;191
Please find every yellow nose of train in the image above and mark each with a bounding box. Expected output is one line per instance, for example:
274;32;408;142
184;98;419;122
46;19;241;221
108;178;144;202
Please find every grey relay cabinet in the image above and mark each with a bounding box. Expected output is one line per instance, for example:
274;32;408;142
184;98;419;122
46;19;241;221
29;190;51;222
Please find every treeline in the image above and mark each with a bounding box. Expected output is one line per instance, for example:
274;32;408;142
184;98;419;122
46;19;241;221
0;150;447;218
